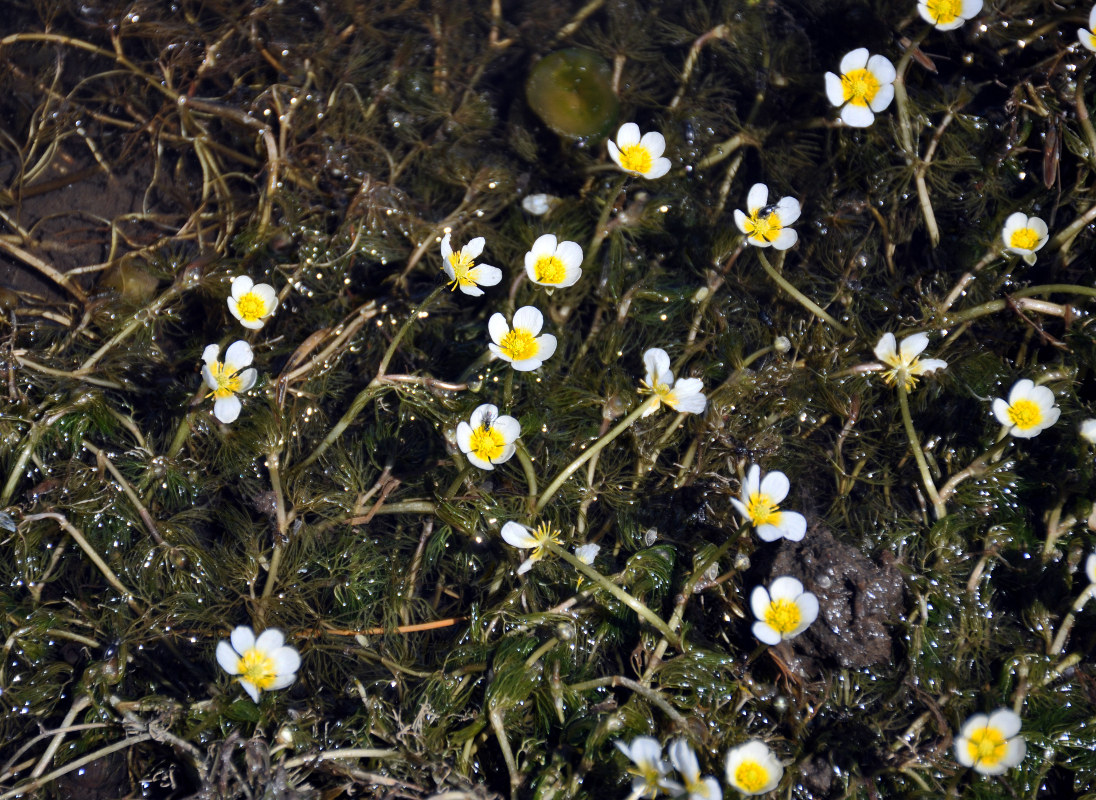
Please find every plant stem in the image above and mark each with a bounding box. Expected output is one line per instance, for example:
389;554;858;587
755;250;852;337
584;174;629;268
897;384;946;519
536;396;658;513
514;441;538;513
261;450;289;600
548;541;681;648
376;285;444;378
1049;584;1096;655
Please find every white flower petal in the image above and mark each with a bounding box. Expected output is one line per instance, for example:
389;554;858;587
644;157;672;179
501;521;538;549
752;621;782;645
463;237;485;259
511;306;544;335
230;626;255;654
795;592;819;630
841;104;875;128
746;183;769;215
492;415;521;442
254;628;285;652
224;340;254;369
271;645;301;676
899;333;929;361
768;576;804;601
639;131;666;159
869;82;894;113
824;72;845;107
488;313;509;345
758;470;790;504
866;54;896;84
230;275;254;297
615;122;640;148
469;403;498;429
778;511;807;541
770;228;798;250
213;395;242;423
733;209;750;234
217;640;242;674
749;585;771;621
534;333;557;362
987;708;1022;738
874;333;898;362
239;679;261;703
839;48;869;74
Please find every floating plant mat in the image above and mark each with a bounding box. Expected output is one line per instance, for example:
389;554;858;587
1;0;1096;798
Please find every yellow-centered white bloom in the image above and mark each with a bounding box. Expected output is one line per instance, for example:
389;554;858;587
734;183;801;250
873;332;947;391
455;403;520;470
440;233;501;296
607;122;672;179
918;0;982;31
663;740;722;800
201;341;257;424
227;275;278;330
731;464;806;542
639;348;707;417
954;708;1026;775
216;625;300;703
524;234;583;288
992;379;1060;438
1001;212;1048;265
1080;6;1096;52
750;576;819;645
724;740;783;796
488;306;557;371
501;520;562;575
824;48;896;128
1080;418;1096;445
614;736;670;800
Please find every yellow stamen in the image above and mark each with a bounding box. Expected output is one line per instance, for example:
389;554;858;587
745;210;784;243
618;143;653;175
734;760;770;793
499;328;539;361
926;0;962;24
235;291;267;322
448;252;476;289
841;68;881;107
1007;399;1042;430
764;598;802;635
534;255;566;284
237;647;277;691
1009;227;1039;251
966;727;1007;767
530;523;562;562
207;362;242;400
746;492;782;527
469;424;506;463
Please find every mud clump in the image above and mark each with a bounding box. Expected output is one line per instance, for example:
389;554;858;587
767;527;905;671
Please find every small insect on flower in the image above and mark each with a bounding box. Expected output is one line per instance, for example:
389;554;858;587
614;736;670;800
992;378;1060;438
954;708;1026;775
501;520;563;575
440;233;501;297
488;306;557;371
1081;418;1096;445
824;48;897;128
607;122;672;179
216;625;300;703
639;348;707;417
750;576;819;645
734;184;801;250
228;275;279;330
731;464;806;542
1079;5;1096;51
202;341;258;424
873;332;947;391
524;233;583;289
724;740;783;796
663;740;723;800
918;0;983;31
1001;212;1049;265
455;404;520;470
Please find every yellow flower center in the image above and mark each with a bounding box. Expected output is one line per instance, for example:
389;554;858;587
926;0;962;24
534;255;566;284
881;356;921;392
235;291;268;322
530;523;562;562
1089;32;1096;49
966;727;1007;767
618;143;653;175
237;646;277;691
734;760;771;793
746;492;782;527
764;598;802;635
1007;398;1043;430
448;252;476;288
469;424;506;463
208;362;243;400
1009;227;1039;251
499;328;539;361
745;210;784;243
841;68;881;107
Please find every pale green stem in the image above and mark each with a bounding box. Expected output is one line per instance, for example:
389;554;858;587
549;541;681;648
1049;584;1096;655
942;296;1072;327
937;437;1011;506
584;174;629;268
514;441;538;513
755;251;852;337
376;285;444;378
565;675;688;728
282;748;399;768
897;384;946;519
261;450;289;600
536;396;658;513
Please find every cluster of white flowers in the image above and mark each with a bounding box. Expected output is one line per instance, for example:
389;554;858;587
615;736;783;799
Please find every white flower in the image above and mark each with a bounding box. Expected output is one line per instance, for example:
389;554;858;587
455;404;520;470
574;543;600;565
734;183;801;250
954;708;1026;775
201;341;258;424
216;625;300;702
614;736;670;799
607;122;672;179
639;348;707;417
873;332;947;391
662;740;722;800
227;275;278;330
824;48;897;128
524;234;583;288
1086;553;1096;584
1081;419;1096;445
724;740;783;796
750;576;819;645
1080;5;1096;52
918;0;982;31
992;378;1060;438
488;306;557;371
440;233;501;297
521;193;560;215
501;520;562;575
730;465;807;542
1001;212;1048;265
